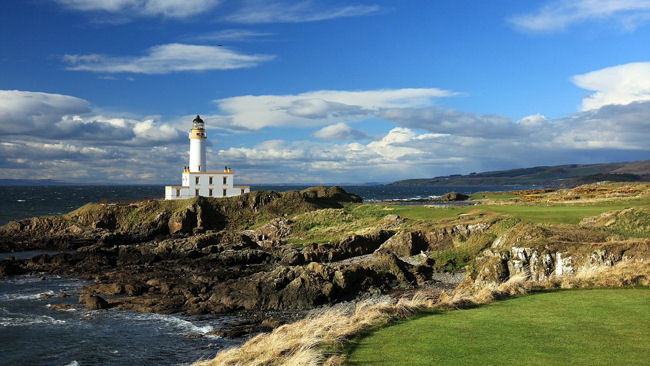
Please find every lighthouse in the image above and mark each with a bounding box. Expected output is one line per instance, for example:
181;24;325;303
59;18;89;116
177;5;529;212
164;115;250;200
189;115;207;172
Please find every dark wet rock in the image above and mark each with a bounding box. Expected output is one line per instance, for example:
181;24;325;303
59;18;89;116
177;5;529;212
48;304;77;311
0;259;27;277
87;283;123;295
81;295;110;310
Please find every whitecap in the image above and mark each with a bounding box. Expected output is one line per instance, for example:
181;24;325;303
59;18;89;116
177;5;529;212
117;312;217;336
16;199;26;202
64;361;80;366
0;313;66;327
0;290;55;301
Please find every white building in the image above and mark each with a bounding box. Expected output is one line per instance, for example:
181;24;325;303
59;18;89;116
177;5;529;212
165;115;250;200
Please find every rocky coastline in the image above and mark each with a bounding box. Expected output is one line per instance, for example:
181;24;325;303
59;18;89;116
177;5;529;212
0;186;463;337
2;183;647;344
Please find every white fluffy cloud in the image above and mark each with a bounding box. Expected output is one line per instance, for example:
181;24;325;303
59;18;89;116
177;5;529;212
313;123;369;140
0;90;185;145
54;0;221;18
572;62;650;110
63;43;274;74
510;0;650;32
210;88;455;130
0;90;91;134
224;0;380;23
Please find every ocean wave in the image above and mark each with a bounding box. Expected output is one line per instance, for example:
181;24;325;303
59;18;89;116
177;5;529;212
118;312;217;337
64;361;80;366
0;290;55;301
365;195;441;203
0;312;66;327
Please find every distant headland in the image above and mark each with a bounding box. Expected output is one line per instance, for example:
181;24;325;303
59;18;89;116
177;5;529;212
391;160;650;187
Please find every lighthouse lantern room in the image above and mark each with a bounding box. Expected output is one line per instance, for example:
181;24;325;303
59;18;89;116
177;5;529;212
165;115;250;200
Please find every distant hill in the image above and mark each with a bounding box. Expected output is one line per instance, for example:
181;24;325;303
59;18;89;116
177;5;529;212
390;160;650;187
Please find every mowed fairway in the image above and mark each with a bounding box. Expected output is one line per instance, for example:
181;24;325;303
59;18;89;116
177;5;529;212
346;289;650;365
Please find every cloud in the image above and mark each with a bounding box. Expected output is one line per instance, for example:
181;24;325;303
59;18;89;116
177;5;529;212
572;62;650;110
190;29;274;42
217;100;650;183
510;0;650;32
0;90;91;134
312;123;369;140
380;107;519;138
0;90;186;145
63;43;274;74
211;88;456;130
54;0;221;18
224;0;381;24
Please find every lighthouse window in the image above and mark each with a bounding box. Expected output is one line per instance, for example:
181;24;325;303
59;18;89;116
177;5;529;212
195;189;199;196
195;176;199;184
209;189;213;196
209;176;213;185
176;189;180;197
223;189;227;197
223;176;227;185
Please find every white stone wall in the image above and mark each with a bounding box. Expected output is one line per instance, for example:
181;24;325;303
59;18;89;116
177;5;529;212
165;186;191;199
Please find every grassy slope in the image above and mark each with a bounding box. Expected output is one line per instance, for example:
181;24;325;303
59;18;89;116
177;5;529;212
346;288;650;366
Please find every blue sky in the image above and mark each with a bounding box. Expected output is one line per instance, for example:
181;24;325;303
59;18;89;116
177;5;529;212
1;0;649;184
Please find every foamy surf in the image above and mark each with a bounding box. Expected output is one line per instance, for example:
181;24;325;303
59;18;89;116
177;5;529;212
0;290;55;301
117;312;218;337
0;312;66;327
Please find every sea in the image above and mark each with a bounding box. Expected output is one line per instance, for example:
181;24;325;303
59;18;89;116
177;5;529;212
0;184;525;366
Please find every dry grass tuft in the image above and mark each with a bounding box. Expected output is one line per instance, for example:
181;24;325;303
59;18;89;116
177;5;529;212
195;260;649;366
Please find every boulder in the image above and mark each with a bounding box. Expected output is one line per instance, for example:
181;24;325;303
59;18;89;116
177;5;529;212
0;259;26;277
168;207;197;234
376;231;429;257
438;192;470;201
80;295;110;310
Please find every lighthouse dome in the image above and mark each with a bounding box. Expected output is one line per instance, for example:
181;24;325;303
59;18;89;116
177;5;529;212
192;115;205;129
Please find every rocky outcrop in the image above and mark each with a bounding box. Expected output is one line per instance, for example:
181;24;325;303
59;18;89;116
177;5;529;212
0;187;362;252
302;230;395;262
251;218;293;248
461;221;649;288
204;253;420;313
376;231;429;257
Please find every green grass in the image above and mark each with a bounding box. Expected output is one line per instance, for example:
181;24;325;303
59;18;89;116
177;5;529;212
346;288;650;366
480;200;649;224
282;197;649;246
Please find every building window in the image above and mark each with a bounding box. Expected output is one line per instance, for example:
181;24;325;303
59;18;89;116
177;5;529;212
223;176;227;185
241;189;245;194
195;176;199;184
209;176;213;185
223;189;227;197
209;189;213;196
176;189;180;197
195;189;199;196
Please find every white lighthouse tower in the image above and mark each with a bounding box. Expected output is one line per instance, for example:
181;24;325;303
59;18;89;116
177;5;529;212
189;115;207;172
164;115;250;200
